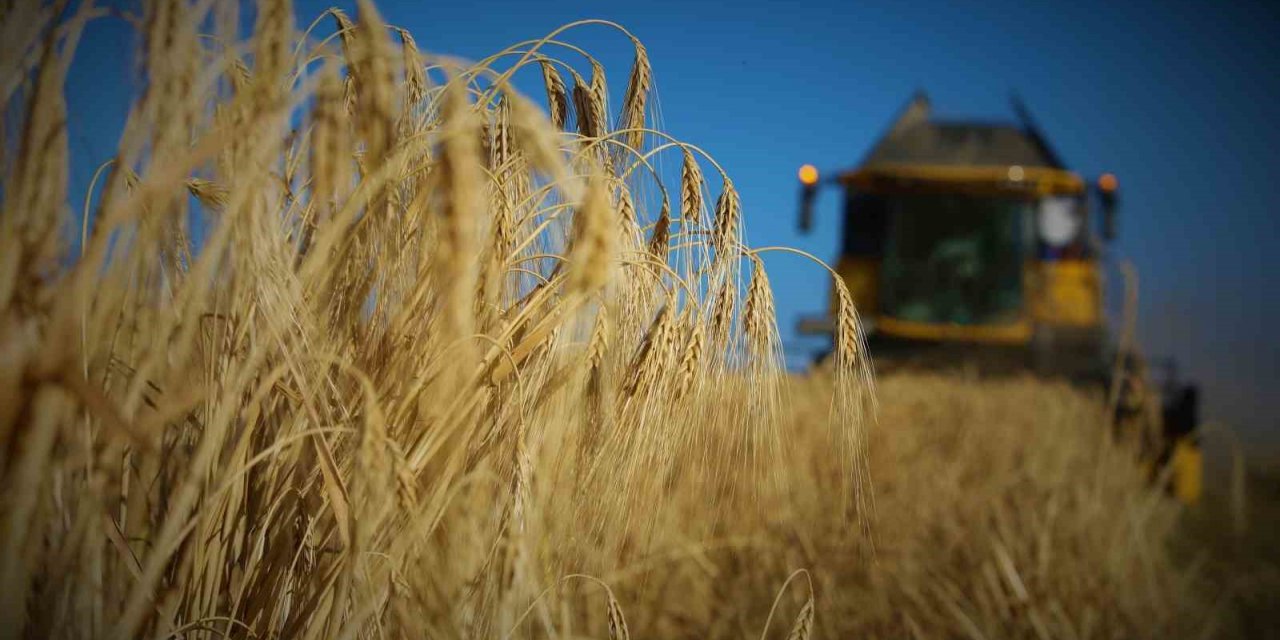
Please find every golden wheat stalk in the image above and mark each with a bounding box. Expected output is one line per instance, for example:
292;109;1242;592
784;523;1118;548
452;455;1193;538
433;79;483;349
567;173;617;296
647;197;671;267
539;59;570;131
619;40;650;152
397;27;426;107
680;149;703;225
743;254;776;361
713;178;740;267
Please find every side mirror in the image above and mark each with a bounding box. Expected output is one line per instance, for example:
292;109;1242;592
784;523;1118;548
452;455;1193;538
1098;173;1118;241
798;183;817;233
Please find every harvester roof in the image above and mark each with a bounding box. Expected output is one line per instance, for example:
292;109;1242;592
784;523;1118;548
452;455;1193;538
855;92;1066;170
840;92;1081;194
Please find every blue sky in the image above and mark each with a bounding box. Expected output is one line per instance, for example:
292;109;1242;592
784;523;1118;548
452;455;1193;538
65;0;1279;453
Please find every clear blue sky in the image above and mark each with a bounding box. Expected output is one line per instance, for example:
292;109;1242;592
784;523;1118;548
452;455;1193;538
65;0;1279;452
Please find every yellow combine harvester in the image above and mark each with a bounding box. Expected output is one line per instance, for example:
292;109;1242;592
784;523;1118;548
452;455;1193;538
796;93;1202;503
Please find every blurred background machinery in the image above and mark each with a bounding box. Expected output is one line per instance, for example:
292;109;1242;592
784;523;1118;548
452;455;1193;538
796;92;1201;503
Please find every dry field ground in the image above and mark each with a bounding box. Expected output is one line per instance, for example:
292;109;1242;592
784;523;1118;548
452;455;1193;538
0;0;1274;637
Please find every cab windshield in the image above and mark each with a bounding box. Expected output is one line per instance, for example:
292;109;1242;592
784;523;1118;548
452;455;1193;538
880;193;1028;326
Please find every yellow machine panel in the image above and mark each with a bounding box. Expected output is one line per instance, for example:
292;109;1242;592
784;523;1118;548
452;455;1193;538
1171;439;1203;505
876;316;1033;345
843;163;1085;197
1029;260;1102;327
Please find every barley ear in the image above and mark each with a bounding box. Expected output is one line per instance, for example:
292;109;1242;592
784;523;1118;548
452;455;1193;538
352;0;397;165
435;79;483;344
588;60;609;134
585;304;609;375
743;254;776;362
539;60;570;131
709;279;736;354
624;300;673;398
614;182;642;248
616;182;636;226
250;0;293;108
673;311;704;400
785;597;815;640
185;179;227;211
331;8;357;53
227;56;252;95
329;9;358;109
508;93;578;199
831;274;876;543
581;305;611;462
572;71;603;139
680;149;703;225
398;27;426;107
606;591;630;640
310;64;352;208
619;40;651;151
566;174;616;296
833;277;861;372
713;178;740;264
647;197;671;266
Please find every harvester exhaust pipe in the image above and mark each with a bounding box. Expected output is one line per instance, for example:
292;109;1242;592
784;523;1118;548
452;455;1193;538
797;164;820;233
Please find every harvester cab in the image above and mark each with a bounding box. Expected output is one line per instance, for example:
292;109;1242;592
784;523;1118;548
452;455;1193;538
797;92;1201;503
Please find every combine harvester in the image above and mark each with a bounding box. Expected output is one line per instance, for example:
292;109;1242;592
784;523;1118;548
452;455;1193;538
796;93;1202;504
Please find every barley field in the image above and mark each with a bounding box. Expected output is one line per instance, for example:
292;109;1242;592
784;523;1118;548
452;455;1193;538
0;0;1256;637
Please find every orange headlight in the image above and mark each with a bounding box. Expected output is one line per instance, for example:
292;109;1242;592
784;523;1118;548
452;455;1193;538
798;164;819;186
